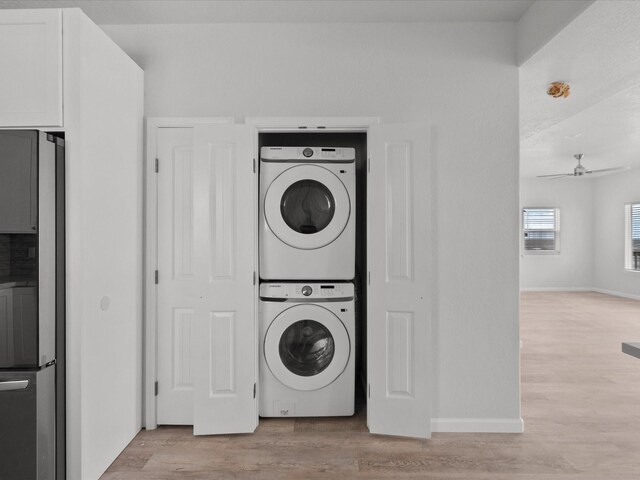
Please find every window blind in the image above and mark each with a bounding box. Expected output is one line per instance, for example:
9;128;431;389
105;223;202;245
632;203;640;253
523;208;558;251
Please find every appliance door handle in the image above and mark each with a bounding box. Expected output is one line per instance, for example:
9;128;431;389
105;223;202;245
0;380;30;392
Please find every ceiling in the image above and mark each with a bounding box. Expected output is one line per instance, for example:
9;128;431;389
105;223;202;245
520;0;640;178
0;0;534;24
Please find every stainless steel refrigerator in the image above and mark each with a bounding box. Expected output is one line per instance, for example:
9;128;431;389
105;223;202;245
0;130;65;480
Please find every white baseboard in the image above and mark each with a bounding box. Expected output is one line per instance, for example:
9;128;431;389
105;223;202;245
520;287;591;292
592;288;640;301
431;417;524;433
521;287;640;301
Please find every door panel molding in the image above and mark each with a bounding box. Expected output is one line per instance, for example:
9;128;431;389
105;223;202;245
172;308;193;390
171;146;195;280
209;143;236;279
208;311;236;396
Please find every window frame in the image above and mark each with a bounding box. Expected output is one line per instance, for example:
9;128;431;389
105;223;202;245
522;207;560;255
624;202;640;272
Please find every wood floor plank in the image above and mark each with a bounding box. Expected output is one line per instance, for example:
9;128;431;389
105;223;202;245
101;292;640;479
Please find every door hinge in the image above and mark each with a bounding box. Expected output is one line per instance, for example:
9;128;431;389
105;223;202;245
154;381;159;397
367;157;371;174
253;382;256;399
155;158;159;173
253;158;256;173
368;384;370;398
253;271;256;285
155;270;159;284
368;271;371;285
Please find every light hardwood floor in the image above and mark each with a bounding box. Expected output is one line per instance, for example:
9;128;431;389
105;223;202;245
102;292;640;479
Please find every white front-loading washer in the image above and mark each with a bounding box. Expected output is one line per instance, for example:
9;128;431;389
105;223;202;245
259;282;355;417
259;146;355;280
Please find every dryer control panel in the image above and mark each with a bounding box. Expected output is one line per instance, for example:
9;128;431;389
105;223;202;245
260;282;354;300
261;146;355;163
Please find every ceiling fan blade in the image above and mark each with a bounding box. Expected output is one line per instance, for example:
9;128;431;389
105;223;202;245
537;173;573;178
585;166;629;174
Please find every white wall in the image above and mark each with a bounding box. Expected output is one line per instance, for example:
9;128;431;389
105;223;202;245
516;0;594;65
520;169;640;300
64;10;143;479
593;168;640;299
102;22;521;428
520;177;593;290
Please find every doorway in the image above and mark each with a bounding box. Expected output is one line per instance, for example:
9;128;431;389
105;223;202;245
258;131;368;408
145;118;432;439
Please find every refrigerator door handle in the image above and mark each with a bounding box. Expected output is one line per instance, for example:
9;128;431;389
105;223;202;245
0;380;30;391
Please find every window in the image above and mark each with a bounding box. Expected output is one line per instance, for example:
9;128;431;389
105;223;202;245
522;207;560;253
625;203;640;271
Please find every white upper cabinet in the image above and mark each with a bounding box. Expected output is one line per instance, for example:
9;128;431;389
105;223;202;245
0;9;63;127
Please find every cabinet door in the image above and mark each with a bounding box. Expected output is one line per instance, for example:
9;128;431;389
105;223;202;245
0;9;63;127
367;123;432;438
0;131;38;233
191;124;257;435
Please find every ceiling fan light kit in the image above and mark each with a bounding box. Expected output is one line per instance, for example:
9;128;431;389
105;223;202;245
538;153;628;179
547;81;571;98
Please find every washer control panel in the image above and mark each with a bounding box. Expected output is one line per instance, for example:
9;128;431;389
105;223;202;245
260;282;354;300
260;146;355;163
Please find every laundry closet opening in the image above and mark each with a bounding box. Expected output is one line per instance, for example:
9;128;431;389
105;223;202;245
150;120;430;438
258;131;368;420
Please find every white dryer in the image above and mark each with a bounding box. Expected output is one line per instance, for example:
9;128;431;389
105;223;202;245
259;282;355;417
259;146;355;280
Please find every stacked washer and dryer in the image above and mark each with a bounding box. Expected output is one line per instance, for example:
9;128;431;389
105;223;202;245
259;146;357;417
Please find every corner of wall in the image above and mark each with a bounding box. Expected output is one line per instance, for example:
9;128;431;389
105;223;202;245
517;0;595;65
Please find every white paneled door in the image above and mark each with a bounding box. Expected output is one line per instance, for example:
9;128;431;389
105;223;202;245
367;123;431;439
156;127;197;424
156;124;257;434
191;124;257;435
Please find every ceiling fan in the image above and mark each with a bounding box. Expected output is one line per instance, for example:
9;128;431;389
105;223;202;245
538;154;628;178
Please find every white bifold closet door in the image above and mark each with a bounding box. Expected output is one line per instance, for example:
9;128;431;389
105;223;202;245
156;123;257;434
190;124;258;435
156;126;197;425
367;123;432;439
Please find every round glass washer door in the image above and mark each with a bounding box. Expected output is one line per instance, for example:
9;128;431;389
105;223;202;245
264;165;351;250
264;304;350;391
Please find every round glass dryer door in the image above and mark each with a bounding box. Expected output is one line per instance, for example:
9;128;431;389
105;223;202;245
280;180;335;235
264;304;350;391
264;165;351;250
